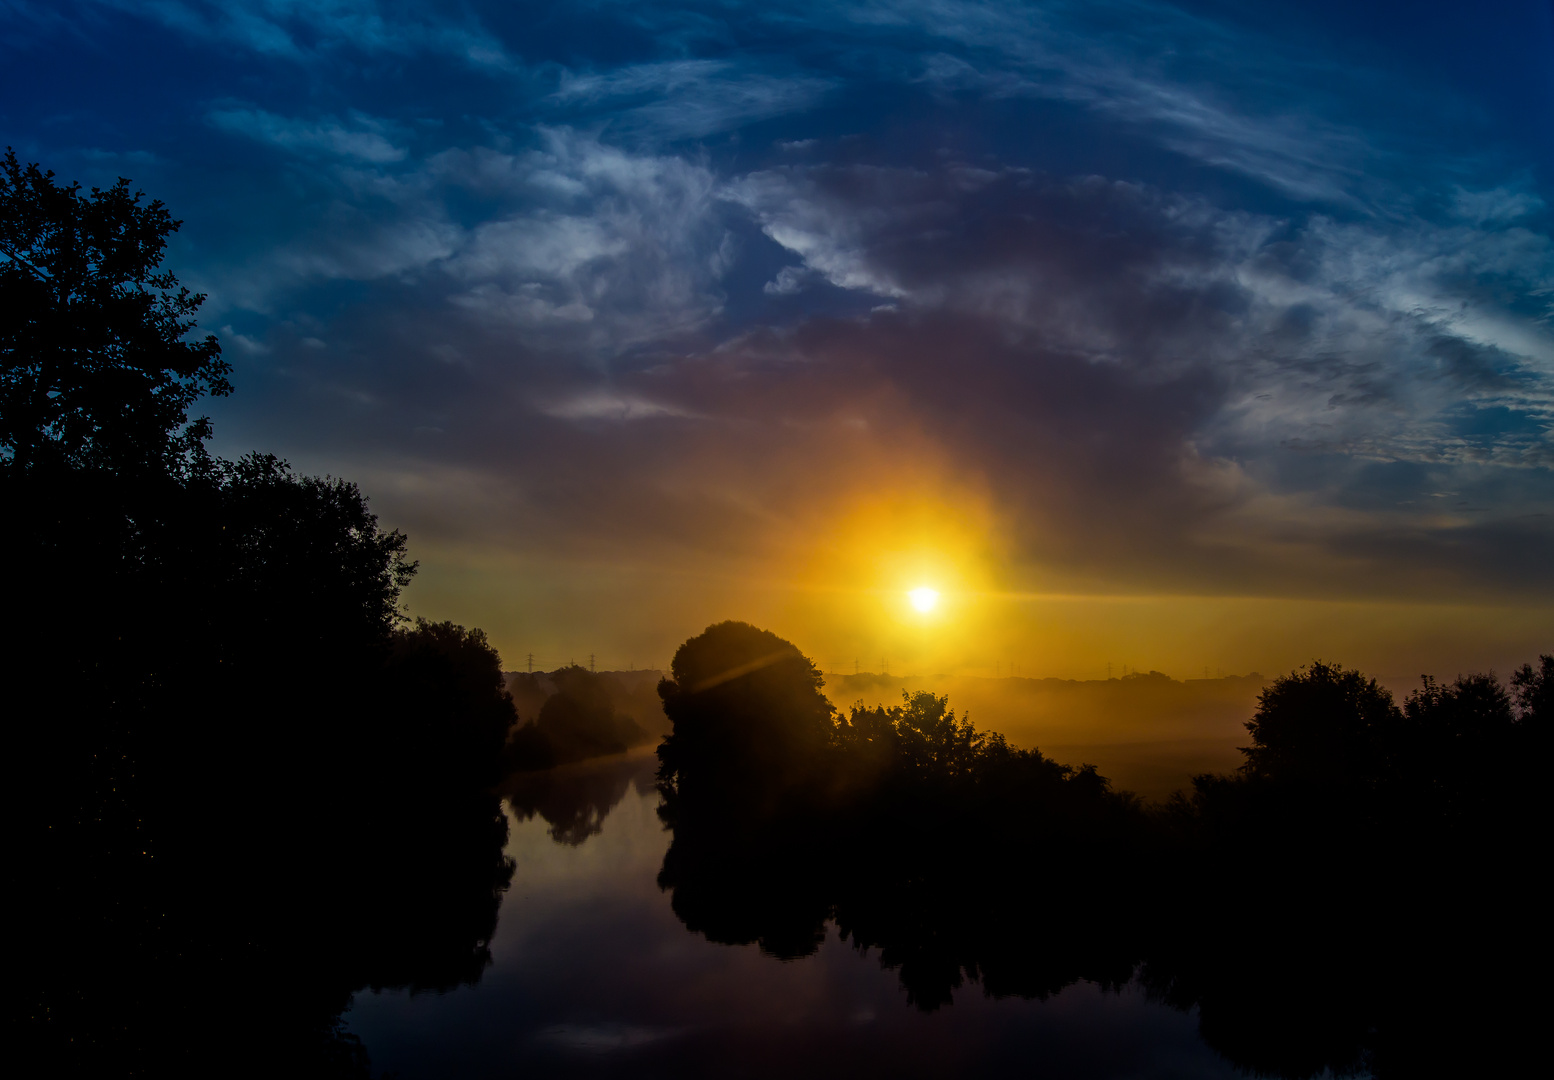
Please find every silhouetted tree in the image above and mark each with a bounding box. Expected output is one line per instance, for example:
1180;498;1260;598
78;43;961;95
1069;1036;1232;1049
1511;653;1552;723
839;690;984;783
208;453;416;648
656;621;837;825
378;618;516;793
654;623;1147;1012
4;157;519;1078
503;664;652;772
1390;672;1515;829
1239;660;1398;787
0;149;228;478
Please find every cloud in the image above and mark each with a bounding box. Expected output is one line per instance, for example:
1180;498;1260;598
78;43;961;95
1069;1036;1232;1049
717;158;1554;477
836;0;1410;207
209;107;407;162
194;126;733;357
435;132;734;353
1452;184;1546;227
540;390;700;422
552;59;837;140
219;325;271;355
83;0;514;67
723;167;927;298
763;265;816;296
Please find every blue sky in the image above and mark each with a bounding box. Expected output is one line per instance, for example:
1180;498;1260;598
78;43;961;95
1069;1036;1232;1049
5;0;1552;671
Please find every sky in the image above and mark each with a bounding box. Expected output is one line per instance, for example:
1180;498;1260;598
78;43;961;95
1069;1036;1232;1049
5;0;1552;680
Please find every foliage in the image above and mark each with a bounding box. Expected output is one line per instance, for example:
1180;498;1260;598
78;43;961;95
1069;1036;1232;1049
207;453;417;649
0;149;229;478
655;623;1142;836
656;621;837;823
1182;658;1549;852
838;690;985;783
1238;660;1398;787
1511;653;1552;722
381;619;518;793
503;664;652;772
4;157;517;1078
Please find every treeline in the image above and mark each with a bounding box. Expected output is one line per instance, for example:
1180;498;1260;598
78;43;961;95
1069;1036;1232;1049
4;153;517;1077
655;621;1549;1078
502;665;658;771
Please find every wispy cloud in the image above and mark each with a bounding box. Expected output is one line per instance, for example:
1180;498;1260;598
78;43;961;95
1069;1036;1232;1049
209;107;407;162
540;390;700;422
196;126;733;356
552;59;837;140
839;0;1405;207
82;0;515;67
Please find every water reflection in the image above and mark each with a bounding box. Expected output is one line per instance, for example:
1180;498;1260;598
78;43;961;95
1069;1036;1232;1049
656;789;1536;1080
346;776;1243;1080
40;742;1520;1077
324;735;1522;1080
17;789;516;1077
504;747;658;845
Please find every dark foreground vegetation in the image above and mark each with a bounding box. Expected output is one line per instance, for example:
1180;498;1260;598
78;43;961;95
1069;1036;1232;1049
3;152;527;1076
656;621;1550;1079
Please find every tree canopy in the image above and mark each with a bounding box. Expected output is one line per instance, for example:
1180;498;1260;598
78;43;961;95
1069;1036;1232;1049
656;621;837;822
1239;660;1398;787
0;149;229;478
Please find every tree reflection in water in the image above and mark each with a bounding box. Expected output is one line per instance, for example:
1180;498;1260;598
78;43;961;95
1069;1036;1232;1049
505;750;659;846
18;789;515;1078
652;623;1546;1080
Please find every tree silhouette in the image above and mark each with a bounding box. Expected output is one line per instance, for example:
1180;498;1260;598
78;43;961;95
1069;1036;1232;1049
656;621;837;825
4;157;520;1078
1239;660;1398;787
0;149;228;478
1511;653;1552;723
503;664;653;772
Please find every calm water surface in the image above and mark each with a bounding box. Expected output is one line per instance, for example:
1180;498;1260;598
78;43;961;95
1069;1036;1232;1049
344;753;1254;1079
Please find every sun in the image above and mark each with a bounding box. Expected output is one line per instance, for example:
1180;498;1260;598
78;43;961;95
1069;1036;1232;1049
908;586;940;613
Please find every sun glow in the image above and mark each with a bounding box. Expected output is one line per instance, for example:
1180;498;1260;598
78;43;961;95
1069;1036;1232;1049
909;587;940;613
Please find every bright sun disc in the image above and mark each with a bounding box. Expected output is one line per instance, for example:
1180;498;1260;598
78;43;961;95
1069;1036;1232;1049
909;587;939;613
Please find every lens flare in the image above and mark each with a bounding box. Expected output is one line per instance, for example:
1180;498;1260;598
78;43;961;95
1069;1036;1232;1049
909;587;940;613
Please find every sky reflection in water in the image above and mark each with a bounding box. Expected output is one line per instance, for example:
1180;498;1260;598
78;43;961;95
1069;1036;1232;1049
344;753;1244;1079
